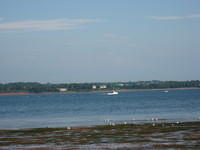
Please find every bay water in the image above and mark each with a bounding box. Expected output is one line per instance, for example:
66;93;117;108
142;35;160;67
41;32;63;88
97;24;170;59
0;89;200;129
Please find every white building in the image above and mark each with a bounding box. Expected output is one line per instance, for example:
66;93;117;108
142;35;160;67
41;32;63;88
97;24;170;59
58;88;67;92
99;85;107;89
118;83;124;86
92;85;97;89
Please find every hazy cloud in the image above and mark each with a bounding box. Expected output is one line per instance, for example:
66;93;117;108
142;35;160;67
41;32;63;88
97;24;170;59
149;14;200;20
149;16;184;20
187;14;200;18
103;33;119;39
0;17;3;21
0;18;101;31
103;33;130;40
64;42;78;46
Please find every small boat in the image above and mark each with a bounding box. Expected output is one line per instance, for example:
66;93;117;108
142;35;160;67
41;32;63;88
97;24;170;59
107;90;119;95
164;90;168;93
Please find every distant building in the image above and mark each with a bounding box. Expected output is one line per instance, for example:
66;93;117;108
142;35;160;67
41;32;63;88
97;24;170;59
58;88;67;92
99;85;107;89
92;85;97;89
118;83;124;86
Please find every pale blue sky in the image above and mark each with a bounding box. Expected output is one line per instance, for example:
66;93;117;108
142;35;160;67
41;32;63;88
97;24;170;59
0;0;200;83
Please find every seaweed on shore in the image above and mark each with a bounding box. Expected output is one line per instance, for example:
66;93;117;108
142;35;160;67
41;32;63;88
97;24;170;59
0;122;200;149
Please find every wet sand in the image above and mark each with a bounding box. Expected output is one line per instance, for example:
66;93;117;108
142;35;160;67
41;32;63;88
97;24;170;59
0;121;200;150
0;92;30;96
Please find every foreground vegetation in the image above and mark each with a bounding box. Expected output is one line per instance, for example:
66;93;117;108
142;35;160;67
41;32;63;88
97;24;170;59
0;121;200;149
0;80;200;93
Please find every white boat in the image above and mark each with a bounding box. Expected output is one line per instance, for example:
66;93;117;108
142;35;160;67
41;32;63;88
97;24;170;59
107;90;119;95
164;90;168;93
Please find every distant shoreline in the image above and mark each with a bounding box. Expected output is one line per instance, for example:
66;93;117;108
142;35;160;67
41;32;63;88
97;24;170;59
0;87;200;96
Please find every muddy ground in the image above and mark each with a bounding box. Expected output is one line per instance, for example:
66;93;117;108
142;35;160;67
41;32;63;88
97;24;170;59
0;122;200;150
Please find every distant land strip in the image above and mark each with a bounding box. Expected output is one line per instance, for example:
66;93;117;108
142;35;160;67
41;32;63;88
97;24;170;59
0;80;200;95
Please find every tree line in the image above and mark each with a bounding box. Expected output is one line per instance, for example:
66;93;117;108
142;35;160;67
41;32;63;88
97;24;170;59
0;80;200;93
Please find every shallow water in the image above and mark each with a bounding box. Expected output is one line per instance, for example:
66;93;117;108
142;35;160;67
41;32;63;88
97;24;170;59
0;89;200;129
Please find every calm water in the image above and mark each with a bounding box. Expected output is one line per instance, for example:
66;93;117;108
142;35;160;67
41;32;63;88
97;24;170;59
0;89;200;129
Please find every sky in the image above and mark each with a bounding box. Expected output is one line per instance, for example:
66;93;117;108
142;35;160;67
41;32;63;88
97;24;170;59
0;0;200;83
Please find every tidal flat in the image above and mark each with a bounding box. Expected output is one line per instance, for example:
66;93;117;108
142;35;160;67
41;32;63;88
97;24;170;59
0;122;200;150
